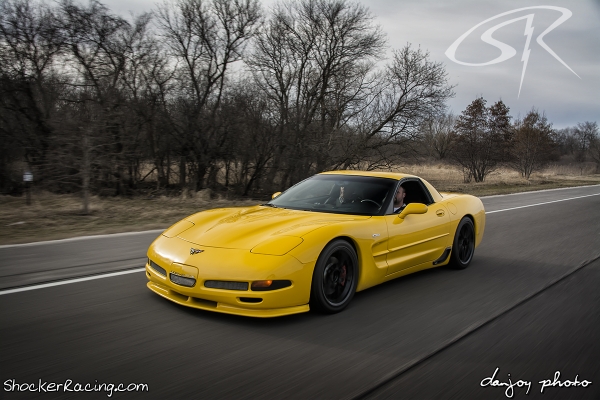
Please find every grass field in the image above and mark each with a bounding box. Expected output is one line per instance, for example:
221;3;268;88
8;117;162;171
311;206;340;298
396;163;600;196
2;163;599;245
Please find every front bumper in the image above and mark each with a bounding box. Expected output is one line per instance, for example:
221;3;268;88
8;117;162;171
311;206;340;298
146;236;314;317
146;280;309;317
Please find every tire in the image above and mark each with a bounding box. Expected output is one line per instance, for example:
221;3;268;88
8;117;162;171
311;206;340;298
449;217;475;269
310;239;358;313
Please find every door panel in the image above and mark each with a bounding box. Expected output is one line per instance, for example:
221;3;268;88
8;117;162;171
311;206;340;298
385;204;450;275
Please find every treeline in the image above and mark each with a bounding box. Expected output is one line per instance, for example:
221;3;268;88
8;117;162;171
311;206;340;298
1;0;598;209
0;0;453;207
426;98;599;182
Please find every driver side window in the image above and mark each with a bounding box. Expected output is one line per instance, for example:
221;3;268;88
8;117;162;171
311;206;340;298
402;180;434;205
386;179;434;214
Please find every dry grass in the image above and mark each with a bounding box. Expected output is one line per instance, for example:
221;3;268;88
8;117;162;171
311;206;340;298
2;163;599;245
391;163;600;196
0;190;259;245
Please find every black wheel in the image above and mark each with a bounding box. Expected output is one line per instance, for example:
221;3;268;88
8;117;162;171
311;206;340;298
449;217;475;269
310;239;358;313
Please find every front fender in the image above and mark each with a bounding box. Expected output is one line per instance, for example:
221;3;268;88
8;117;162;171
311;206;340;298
288;217;389;292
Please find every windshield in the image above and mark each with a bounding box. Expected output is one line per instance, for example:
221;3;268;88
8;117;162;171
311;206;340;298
268;174;397;216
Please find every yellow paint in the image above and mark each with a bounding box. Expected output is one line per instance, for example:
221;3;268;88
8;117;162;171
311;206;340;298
146;171;485;317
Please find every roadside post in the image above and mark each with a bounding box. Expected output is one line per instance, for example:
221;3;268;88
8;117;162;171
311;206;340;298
23;171;33;205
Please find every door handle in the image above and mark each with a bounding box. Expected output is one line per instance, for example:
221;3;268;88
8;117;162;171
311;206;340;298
436;209;445;217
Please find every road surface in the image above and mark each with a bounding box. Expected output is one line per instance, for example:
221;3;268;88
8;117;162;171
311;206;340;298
1;185;599;399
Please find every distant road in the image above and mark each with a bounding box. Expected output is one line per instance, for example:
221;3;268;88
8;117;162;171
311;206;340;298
1;185;599;399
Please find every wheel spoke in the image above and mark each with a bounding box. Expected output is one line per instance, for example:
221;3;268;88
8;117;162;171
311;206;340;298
457;224;474;262
321;249;354;305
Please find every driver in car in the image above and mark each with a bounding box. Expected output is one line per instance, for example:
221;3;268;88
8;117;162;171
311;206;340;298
393;186;407;213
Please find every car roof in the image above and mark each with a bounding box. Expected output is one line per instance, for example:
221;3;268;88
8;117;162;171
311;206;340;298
319;170;417;180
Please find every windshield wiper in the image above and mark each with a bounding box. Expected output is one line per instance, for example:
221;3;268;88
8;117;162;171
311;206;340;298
261;203;279;208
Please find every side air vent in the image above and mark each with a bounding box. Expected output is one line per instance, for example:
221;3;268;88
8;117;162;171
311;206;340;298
239;297;263;303
433;247;452;265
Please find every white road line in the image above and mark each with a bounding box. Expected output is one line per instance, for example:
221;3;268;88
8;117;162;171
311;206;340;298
480;183;600;199
0;268;146;296
486;193;600;214
0;229;165;249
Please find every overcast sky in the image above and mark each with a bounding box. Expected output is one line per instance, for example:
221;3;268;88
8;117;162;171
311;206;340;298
104;0;599;129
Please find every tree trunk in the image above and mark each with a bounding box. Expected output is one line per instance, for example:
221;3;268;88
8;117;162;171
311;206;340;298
179;155;186;189
81;129;91;215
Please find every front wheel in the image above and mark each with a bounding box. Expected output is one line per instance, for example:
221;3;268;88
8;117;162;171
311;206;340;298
310;239;358;313
449;217;475;269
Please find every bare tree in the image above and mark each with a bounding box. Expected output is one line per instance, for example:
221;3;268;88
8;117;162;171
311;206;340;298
219;79;277;195
0;0;63;185
553;127;577;156
451;97;508;182
573;121;597;162
422;112;456;159
155;0;261;191
250;0;453;186
248;0;386;185
338;45;454;170
1;0;170;201
509;109;554;179
52;0;132;212
583;122;600;170
118;12;176;190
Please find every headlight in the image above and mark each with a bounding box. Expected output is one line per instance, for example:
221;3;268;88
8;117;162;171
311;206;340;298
162;220;194;238
250;236;303;256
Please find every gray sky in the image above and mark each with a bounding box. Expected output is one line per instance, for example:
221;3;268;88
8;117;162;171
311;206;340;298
105;0;599;128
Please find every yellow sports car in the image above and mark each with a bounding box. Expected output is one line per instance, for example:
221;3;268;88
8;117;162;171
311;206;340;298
146;171;485;317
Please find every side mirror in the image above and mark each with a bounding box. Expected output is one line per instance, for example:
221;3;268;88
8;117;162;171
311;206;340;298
398;203;428;219
272;192;282;199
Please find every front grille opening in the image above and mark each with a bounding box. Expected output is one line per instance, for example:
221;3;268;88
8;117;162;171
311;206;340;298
170;273;196;287
204;280;249;291
190;297;218;308
148;259;166;277
239;297;263;303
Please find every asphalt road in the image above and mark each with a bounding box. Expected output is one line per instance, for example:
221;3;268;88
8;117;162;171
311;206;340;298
1;185;599;399
0;231;161;290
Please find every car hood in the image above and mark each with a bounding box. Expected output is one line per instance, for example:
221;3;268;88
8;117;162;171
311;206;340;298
175;205;370;250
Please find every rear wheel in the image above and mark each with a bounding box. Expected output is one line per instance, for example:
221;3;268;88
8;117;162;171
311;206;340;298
310;239;358;313
449;217;475;269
